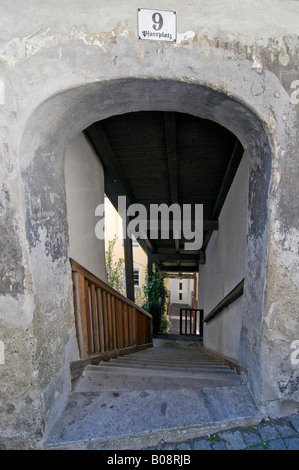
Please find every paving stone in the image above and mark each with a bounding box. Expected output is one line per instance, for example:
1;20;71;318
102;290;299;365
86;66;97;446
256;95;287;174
258;424;280;441
247;444;265;450
284;437;299;450
242;430;263;447
160;444;176;450
267;439;287;450
176;442;191;450
193;439;212;450
140;413;299;451
193;439;211;450
276;422;296;438
218;430;246;450
290;415;299;433
212;440;227;450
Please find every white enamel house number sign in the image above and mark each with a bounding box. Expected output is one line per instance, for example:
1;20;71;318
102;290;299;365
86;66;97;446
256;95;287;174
137;8;177;42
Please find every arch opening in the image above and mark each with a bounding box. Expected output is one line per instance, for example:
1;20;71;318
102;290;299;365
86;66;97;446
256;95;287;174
82;109;246;350
19;78;272;426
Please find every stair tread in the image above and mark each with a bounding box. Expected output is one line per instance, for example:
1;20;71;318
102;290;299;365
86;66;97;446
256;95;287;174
98;364;233;373
110;358;227;365
45;384;258;449
112;355;220;362
86;364;240;379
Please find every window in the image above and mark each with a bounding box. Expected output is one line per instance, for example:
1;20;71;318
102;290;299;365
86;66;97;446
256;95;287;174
179;293;182;300
179;282;183;290
121;266;142;289
133;268;141;288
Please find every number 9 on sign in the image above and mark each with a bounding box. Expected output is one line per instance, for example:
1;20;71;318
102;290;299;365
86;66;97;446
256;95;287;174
152;12;163;31
137;8;177;42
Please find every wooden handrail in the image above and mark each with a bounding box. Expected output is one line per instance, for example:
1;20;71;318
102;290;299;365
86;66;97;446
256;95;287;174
204;279;244;323
70;259;153;361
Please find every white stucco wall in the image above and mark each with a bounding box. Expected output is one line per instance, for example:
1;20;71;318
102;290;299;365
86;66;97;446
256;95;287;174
64;132;106;281
198;151;249;363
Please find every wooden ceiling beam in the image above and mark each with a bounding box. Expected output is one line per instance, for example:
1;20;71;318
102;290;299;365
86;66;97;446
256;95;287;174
85;124;135;205
164;273;197;279
202;138;243;250
144;219;219;231
151;253;202;262
161;265;200;273
164;112;180;253
211;139;244;220
164;112;178;204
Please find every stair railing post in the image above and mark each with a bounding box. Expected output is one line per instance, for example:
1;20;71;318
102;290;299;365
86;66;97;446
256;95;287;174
72;271;90;360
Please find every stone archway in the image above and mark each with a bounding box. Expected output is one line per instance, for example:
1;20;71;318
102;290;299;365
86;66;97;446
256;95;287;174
0;1;298;447
18;78;274;434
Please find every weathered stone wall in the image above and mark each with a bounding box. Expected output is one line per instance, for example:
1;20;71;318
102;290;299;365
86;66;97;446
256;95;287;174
0;0;298;443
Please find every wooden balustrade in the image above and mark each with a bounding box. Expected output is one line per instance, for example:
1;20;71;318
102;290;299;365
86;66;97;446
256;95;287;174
180;308;204;337
70;259;153;366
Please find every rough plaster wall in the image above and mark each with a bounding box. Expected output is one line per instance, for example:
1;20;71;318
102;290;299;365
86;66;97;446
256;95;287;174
65;133;106;281
199;152;248;363
204;297;244;364
0;0;298;443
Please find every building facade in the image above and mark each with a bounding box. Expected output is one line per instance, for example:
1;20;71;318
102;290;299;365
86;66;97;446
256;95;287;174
104;194;148;303
0;1;298;445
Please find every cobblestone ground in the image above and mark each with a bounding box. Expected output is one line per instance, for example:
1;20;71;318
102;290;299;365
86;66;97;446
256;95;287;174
144;413;299;450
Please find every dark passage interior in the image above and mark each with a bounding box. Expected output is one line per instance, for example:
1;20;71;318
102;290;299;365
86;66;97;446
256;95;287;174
84;111;244;274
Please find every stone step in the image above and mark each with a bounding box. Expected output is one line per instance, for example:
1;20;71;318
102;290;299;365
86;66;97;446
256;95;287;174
109;356;227;366
104;354;233;367
112;352;219;361
107;350;225;363
75;366;243;393
87;363;240;379
100;361;234;374
44;385;259;450
113;357;220;362
75;371;242;393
